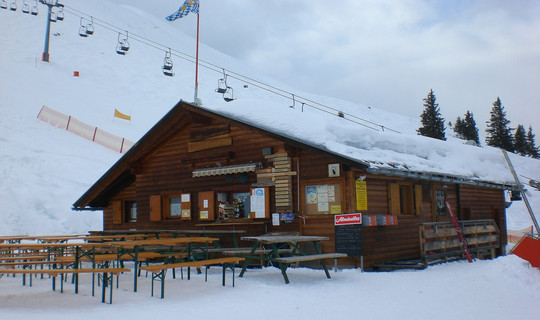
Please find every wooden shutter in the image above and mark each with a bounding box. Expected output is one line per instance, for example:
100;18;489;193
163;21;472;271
388;183;400;215
112;200;122;225
198;191;214;220
149;195;162;221
414;185;423;215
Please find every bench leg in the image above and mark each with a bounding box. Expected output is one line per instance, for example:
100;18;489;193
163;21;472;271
321;260;331;279
278;263;290;284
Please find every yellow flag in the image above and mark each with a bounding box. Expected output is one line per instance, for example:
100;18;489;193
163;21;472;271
114;109;131;121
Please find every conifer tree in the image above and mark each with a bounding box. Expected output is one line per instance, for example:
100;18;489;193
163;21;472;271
453;116;465;139
417;89;446;141
453;111;480;145
526;126;540;158
485;97;513;151
463;111;480;146
514;124;527;156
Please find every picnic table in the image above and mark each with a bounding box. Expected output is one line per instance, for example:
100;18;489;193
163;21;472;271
107;237;219;292
237;235;347;284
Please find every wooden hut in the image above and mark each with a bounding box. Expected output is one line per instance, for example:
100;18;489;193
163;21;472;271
73;100;517;269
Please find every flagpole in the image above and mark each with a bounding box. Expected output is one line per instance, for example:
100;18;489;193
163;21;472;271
194;1;201;105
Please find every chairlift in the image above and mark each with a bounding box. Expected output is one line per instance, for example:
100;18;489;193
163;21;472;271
30;0;37;15
49;10;57;22
116;32;130;55
9;0;16;11
1;0;7;10
85;17;94;35
22;0;29;13
161;49;174;77
289;94;296;109
215;69;235;101
56;4;64;21
78;18;88;37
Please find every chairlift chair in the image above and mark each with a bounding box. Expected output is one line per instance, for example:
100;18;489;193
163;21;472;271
30;0;37;15
22;1;29;13
116;32;130;55
78;18;88;37
216;78;228;94
9;0;16;11
161;50;174;77
223;87;235;102
56;5;63;21
85;17;94;35
1;0;7;9
78;25;88;37
49;10;57;22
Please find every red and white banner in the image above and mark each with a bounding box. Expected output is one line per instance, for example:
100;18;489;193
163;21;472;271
334;213;362;226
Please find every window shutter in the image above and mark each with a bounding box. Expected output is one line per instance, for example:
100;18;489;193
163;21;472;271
388;183;400;215
112;200;122;225
415;185;423;215
149;195;162;221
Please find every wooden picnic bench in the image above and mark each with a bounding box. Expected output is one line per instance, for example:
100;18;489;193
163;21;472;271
273;253;348;283
139;257;245;299
0;267;130;304
239;235;347;284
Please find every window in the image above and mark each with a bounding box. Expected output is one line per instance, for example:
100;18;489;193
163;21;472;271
168;197;182;217
216;191;251;219
388;183;422;216
124;200;137;223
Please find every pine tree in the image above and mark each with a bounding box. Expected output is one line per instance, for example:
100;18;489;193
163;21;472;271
485;97;513;151
526;126;540;158
417;89;446;141
453;116;465;139
514;125;528;156
463;111;480;146
453;111;480;146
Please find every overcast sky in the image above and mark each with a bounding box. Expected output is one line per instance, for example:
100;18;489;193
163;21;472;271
114;0;540;139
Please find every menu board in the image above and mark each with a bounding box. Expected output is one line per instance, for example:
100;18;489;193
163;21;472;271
335;224;362;256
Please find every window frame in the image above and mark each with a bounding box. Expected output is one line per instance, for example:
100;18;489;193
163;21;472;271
388;183;422;216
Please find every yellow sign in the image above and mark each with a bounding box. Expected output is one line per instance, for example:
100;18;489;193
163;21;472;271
356;180;368;211
114;109;131;121
331;205;342;214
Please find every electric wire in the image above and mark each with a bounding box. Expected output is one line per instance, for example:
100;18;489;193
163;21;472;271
60;4;399;133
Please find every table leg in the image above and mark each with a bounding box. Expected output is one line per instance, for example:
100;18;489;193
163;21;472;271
239;241;259;277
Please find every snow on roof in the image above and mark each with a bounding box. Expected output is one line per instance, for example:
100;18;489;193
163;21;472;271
195;97;515;187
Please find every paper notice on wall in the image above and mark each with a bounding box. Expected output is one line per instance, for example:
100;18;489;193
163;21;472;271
181;193;190;202
318;202;329;212
203;199;209;209
250;188;266;218
272;213;280;226
200;210;209;219
306;186;317;204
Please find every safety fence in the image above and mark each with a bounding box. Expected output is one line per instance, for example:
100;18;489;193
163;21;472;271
508;226;535;244
37;105;135;153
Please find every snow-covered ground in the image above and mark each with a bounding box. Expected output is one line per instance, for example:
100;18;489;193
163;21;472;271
1;1;539;319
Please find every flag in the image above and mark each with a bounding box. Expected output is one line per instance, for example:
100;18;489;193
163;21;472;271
166;0;199;21
114;109;131;121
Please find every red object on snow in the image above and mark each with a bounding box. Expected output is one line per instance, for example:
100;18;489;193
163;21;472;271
510;235;540;268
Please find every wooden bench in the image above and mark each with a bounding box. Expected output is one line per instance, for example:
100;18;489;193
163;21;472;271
0;267;130;304
139;257;245;299
273;253;348;284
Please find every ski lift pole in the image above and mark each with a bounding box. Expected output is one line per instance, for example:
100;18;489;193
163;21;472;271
40;0;60;62
502;149;540;235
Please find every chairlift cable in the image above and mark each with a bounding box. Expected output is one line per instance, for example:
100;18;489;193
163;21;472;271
60;4;397;133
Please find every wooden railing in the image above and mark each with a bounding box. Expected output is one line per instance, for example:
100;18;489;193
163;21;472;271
419;219;500;265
